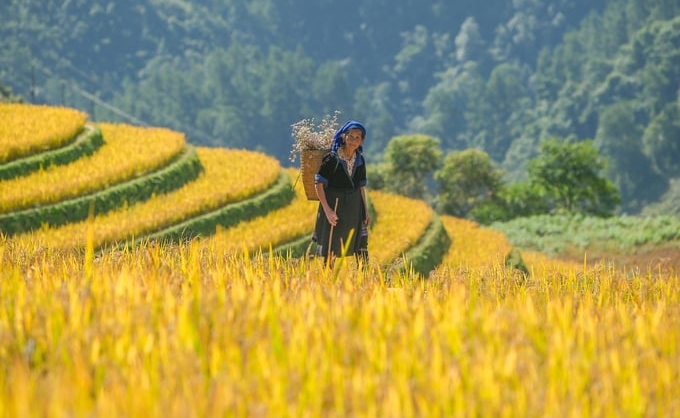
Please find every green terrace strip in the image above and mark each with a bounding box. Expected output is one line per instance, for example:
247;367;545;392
206;168;320;255
0;104;87;163
0;124;104;181
0;123;186;214
0;146;202;235
13;148;283;249
140;171;294;246
402;214;451;276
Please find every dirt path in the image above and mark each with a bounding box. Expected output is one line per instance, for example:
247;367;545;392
560;245;680;276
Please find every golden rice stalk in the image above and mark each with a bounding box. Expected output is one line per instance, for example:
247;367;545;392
207;168;318;254
440;215;513;268
0;104;87;163
13;147;280;248
0;123;185;214
1;238;677;417
439;215;581;273
368;190;432;264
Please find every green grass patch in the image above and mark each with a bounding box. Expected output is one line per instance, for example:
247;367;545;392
0;146;203;235
129;171;295;246
403;214;452;277
0;124;104;181
492;214;680;256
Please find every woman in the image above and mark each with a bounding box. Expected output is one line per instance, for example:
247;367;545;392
313;120;371;266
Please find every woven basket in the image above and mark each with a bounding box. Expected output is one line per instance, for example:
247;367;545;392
300;148;329;200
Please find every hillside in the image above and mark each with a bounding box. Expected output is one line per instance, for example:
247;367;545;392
3;0;679;214
3;103;679;277
1;104;458;276
3;97;680;416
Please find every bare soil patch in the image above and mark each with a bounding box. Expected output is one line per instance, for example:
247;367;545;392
559;244;680;276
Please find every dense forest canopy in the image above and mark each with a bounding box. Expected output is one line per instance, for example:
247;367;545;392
2;0;679;214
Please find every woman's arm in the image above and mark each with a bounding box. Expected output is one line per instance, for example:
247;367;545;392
360;186;371;226
315;182;338;226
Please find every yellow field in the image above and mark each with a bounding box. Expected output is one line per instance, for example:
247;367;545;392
1;231;677;417
207;168;318;254
1;103;678;417
11;148;281;249
0;123;185;213
0;104;86;163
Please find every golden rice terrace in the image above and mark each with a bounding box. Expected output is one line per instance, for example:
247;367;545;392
1;103;678;417
0;103;458;274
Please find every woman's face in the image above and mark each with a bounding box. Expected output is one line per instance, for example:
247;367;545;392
344;128;364;152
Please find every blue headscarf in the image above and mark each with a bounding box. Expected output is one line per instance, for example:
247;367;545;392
331;120;366;153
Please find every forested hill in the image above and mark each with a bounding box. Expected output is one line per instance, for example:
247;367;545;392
2;0;679;213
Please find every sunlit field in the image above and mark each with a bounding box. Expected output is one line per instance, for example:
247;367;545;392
0;104;86;163
1;228;678;417
1;103;678;417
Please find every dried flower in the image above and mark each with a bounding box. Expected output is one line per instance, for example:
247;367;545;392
289;111;340;163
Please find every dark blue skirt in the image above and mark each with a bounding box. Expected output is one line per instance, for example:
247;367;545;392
313;188;367;258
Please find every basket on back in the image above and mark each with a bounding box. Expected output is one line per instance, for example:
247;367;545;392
299;148;329;200
290;111;340;201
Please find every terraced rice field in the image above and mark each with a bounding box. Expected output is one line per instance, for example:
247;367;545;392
1;104;678;417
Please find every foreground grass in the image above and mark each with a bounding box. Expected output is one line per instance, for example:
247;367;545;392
1;237;678;417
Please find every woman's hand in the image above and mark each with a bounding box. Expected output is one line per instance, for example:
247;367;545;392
316;183;338;226
324;207;338;226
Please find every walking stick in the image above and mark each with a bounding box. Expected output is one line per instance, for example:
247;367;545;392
327;197;339;267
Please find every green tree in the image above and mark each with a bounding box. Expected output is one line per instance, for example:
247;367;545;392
643;103;680;177
479;62;532;161
0;82;22;103
416;62;485;150
311;61;353;117
434;148;504;218
455;17;487;64
366;162;390;191
353;83;399;157
383;134;443;200
595;102;665;213
637;17;680;111
487;181;550;222
528;138;620;216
